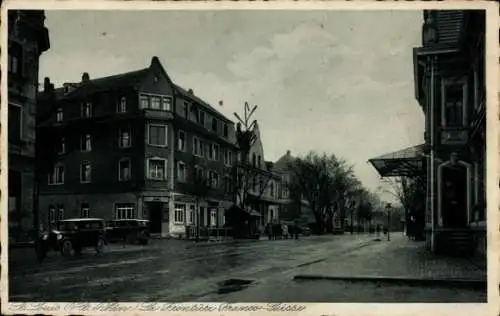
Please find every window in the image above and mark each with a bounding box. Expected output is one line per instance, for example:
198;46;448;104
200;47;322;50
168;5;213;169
178;130;186;151
190;105;199;122
48;206;56;227
56;108;64;122
118;97;127;113
212;118;218;132
80;161;92;183
174;204;185;223
82;102;92;118
151;96;161;110
208;144;219;160
148;124;167;146
161;97;172;111
224;175;233;193
81;203;90;218
177;161;186;182
81;134;92;152
119;128;131;148
257;155;261;168
8;105;22;144
223;123;229;138
442;79;467;127
48;164;64;185
209;171;219;188
252;153;256;167
8;41;23;75
210;209;217;227
188;205;195;224
58;137;65;155
193;137;204;156
270;182;275;198
148;158;166;180
140;95;150;109
183;102;188;118
119;158;131;182
213;144;219;161
114;203;135;220
224;149;233;166
199;111;205;126
57;205;65;221
195;166;205;181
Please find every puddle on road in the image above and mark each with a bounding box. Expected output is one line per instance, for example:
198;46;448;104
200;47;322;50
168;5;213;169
217;279;255;294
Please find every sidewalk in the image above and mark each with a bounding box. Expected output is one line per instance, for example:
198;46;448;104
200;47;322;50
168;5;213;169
294;233;486;285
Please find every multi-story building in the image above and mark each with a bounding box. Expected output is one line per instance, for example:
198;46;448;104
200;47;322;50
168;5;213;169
36;56;237;238
7;10;50;242
273;150;313;226
229;121;283;236
370;10;486;256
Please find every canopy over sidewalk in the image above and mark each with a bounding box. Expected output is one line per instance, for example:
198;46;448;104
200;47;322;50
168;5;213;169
368;144;426;178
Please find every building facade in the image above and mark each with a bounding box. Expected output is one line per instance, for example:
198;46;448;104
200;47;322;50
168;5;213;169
370;10;487;256
273;150;313;226
36;56;237;238
7;10;50;242
413;10;486;256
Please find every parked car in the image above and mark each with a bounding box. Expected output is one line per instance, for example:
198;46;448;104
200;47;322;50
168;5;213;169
40;218;107;256
105;219;150;245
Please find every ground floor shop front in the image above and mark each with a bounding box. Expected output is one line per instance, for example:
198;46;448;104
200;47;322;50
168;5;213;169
38;190;232;239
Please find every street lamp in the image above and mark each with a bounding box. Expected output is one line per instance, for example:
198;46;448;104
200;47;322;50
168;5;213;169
386;203;392;241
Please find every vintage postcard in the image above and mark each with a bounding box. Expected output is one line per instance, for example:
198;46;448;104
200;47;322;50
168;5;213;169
1;0;499;315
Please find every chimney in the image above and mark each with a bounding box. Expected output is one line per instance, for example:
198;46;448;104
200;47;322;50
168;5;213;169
188;89;194;95
82;72;90;83
43;77;51;92
151;56;160;66
286;150;291;156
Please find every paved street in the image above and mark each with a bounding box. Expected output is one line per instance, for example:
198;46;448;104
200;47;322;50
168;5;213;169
9;234;486;302
9;235;373;301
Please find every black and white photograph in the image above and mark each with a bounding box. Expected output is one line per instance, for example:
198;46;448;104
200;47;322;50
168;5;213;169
2;0;498;314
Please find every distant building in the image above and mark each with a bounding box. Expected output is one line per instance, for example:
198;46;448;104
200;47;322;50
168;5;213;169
36;56;237;238
7;10;50;241
273;150;313;226
232;122;283;235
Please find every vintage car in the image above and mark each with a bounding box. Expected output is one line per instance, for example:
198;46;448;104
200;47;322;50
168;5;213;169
40;218;107;256
105;219;150;245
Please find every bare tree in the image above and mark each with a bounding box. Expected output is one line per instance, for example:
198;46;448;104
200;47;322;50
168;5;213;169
289;151;361;234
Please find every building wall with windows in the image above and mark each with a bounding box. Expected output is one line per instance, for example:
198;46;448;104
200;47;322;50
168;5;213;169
413;10;486;255
7;10;50;241
37;56;237;238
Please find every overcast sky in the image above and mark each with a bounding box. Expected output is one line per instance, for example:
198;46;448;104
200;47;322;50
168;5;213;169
39;10;425;202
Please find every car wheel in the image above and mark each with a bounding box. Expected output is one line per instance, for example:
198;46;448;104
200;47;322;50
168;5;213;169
95;238;106;254
60;240;73;256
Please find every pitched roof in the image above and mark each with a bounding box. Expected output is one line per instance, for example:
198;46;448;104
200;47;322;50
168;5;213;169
173;84;232;124
55;68;150;101
273;151;295;171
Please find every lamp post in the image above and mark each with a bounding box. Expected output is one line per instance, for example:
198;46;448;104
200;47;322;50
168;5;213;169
386;203;392;241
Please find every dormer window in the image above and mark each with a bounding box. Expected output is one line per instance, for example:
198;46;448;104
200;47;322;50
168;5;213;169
82;102;92;118
441;77;467;128
56;108;63;122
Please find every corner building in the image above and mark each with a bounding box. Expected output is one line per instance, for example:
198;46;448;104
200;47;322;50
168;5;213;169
37;57;237;238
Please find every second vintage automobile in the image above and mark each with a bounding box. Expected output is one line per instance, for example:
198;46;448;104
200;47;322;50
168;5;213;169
40;218;107;256
105;219;150;245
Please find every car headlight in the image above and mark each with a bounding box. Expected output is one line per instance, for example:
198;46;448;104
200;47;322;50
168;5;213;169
57;234;63;240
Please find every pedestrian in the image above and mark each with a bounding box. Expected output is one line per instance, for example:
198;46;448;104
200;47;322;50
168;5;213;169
282;224;289;240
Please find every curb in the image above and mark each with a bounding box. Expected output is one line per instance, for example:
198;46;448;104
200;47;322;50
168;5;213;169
293;275;487;289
